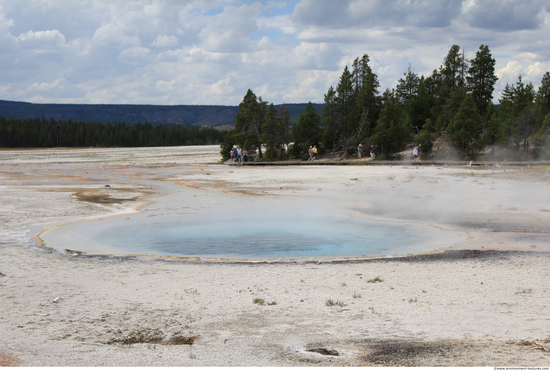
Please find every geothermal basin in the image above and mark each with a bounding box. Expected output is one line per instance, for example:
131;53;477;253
38;178;467;259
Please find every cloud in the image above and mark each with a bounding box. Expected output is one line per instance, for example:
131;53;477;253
118;46;151;64
291;0;463;29
462;0;550;31
0;4;14;32
151;34;179;48
199;4;260;52
93;23;142;49
17;29;66;51
0;0;549;107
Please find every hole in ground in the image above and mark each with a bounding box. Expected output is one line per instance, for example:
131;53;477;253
306;348;339;356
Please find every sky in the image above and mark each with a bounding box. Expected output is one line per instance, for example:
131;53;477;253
0;0;549;106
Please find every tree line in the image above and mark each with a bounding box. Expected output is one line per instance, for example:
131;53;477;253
0;117;227;148
221;44;550;161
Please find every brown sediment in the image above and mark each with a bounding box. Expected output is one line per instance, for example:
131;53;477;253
72;190;139;204
173;179;290;196
0;353;23;367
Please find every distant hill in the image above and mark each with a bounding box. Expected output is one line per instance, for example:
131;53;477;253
0;100;324;127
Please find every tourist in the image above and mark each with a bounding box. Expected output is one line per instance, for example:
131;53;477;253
233;147;238;162
243;149;248;162
358;143;363;160
230;149;234;161
413;144;422;163
312;145;318;161
237;147;242;163
308;146;313;161
370;145;375;161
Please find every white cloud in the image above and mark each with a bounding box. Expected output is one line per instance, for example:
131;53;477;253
118;46;151;64
462;0;549;31
17;29;66;50
199;4;260;52
496;61;523;85
0;4;14;32
151;34;179;48
92;23;141;48
0;0;549;106
28;78;64;91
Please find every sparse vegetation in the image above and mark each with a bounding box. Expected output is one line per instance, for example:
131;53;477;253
367;276;384;283
352;293;362;298
252;298;277;306
326;299;346;307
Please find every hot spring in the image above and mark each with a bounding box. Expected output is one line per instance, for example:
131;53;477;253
39;180;467;260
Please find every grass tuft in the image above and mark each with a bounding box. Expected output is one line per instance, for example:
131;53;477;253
367;276;384;283
326;299;346;307
253;298;265;305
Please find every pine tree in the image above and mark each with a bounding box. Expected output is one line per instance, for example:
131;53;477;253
497;76;536;149
292;102;321;158
445;94;484;158
233;89;266;158
467;44;498;114
321;86;338;150
371;89;409;159
261;103;284;161
336;66;354;144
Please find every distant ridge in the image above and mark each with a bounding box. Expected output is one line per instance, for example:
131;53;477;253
0;100;324;127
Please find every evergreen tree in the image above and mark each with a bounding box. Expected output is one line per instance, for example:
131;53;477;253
261;103;284;161
292;102;321;158
497;76;536;149
370;89;409;159
354;54;380;135
233;89;266;158
415;119;436;156
396;64;420;108
535;71;550;119
321;86;338;150
467;44;498;114
483;103;499;153
445;95;484;158
530;112;550;158
409;76;434;133
336;66;354;144
278;104;292;158
441;45;467;93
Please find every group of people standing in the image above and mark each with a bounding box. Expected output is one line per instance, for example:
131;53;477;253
229;143;421;163
308;145;318;161
230;147;248;163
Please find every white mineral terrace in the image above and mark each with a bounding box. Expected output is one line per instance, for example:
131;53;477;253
1;145;550;366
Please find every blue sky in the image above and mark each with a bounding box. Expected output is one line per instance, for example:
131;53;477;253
0;0;549;106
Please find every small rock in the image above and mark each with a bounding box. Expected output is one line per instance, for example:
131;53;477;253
53;297;60;303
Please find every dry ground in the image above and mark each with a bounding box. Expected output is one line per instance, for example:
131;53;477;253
1;146;550;367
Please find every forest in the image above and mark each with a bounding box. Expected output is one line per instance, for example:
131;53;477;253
221;44;550;161
0;118;227;148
